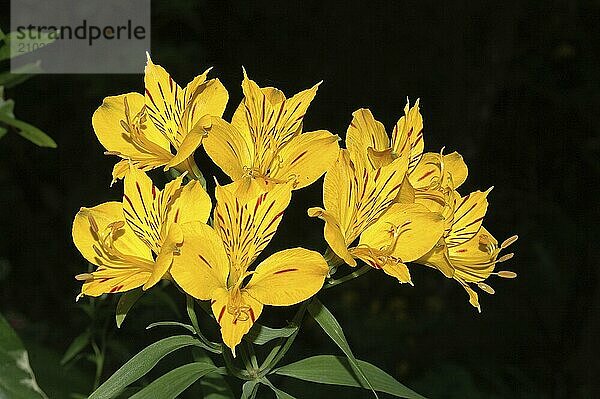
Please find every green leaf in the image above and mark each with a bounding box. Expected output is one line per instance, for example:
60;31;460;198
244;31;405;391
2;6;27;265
128;362;217;399
115;288;144;328
60;330;91;365
274;355;427;399
0;98;15;117
0;113;56;148
307;298;377;397
0;313;48;398
245;323;298;346
146;321;196;334
0;126;7;140
0;30;57;61
240;381;258;399
88;335;203;399
261;378;296;399
0;61;43;88
192;349;235;399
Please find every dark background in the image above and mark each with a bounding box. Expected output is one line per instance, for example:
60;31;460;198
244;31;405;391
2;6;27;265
1;1;598;398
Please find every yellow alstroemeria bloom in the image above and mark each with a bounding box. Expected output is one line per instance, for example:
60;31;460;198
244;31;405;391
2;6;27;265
202;70;339;190
72;167;211;298
170;180;329;353
417;189;518;311
92;55;228;183
309;109;445;283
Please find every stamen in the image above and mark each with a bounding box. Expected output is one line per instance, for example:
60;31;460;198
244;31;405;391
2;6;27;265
477;282;495;294
496;270;517;278
501;235;519;249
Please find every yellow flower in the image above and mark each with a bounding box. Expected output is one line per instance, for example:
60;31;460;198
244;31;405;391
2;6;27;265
308;109;445;283
170;180;329;353
417;188;518;311
202;70;339;190
92;55;228;184
72;166;211;298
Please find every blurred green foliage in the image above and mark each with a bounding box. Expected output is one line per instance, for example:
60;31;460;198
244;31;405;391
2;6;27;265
0;28;56;147
0;0;598;397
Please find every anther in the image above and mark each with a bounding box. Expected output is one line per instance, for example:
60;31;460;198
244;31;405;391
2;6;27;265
88;215;99;234
497;253;514;263
496;270;517;279
75;273;94;281
477;282;495;294
501;235;519;249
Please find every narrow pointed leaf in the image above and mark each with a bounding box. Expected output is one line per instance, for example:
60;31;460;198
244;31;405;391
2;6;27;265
116;288;144;328
240;381;259;399
88;335;203;399
128;362;217;399
60;329;91;365
261;378;297;399
245;323;298;346
274;355;427;399
0;313;48;399
0;113;56;147
146;321;196;334
192;349;235;399
307;298;377;397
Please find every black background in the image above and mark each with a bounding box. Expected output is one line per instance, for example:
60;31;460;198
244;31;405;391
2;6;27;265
1;1;598;398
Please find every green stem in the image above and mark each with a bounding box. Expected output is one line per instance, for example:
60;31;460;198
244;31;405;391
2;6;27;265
259;301;309;375
222;345;250;380
324;265;371;289
189;159;207;190
185;295;222;353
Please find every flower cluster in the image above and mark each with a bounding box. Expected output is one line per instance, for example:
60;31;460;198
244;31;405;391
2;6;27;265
73;55;517;353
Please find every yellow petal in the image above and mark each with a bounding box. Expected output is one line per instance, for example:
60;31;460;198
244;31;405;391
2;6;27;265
211;287;263;353
322;150;354;225
449;227;499;283
213;181;293;280
358;203;445;262
166;180;212;228
123;166;182;253
346;109;390;170
245;248;329;306
262;87;286;104
391;99;424;172
271;130;340;189
204;117;253;181
443;152;468;189
72;202;153;268
447;190;490;246
143;224;183;290
144;57;184;147
170;222;230;300
307;207;356;267
182;78;228;133
165;116;211;170
417;239;455;278
111;160;130;183
382;262;412;284
408;152;443;190
80;268;152;297
92;93;172;175
395;177;415;204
